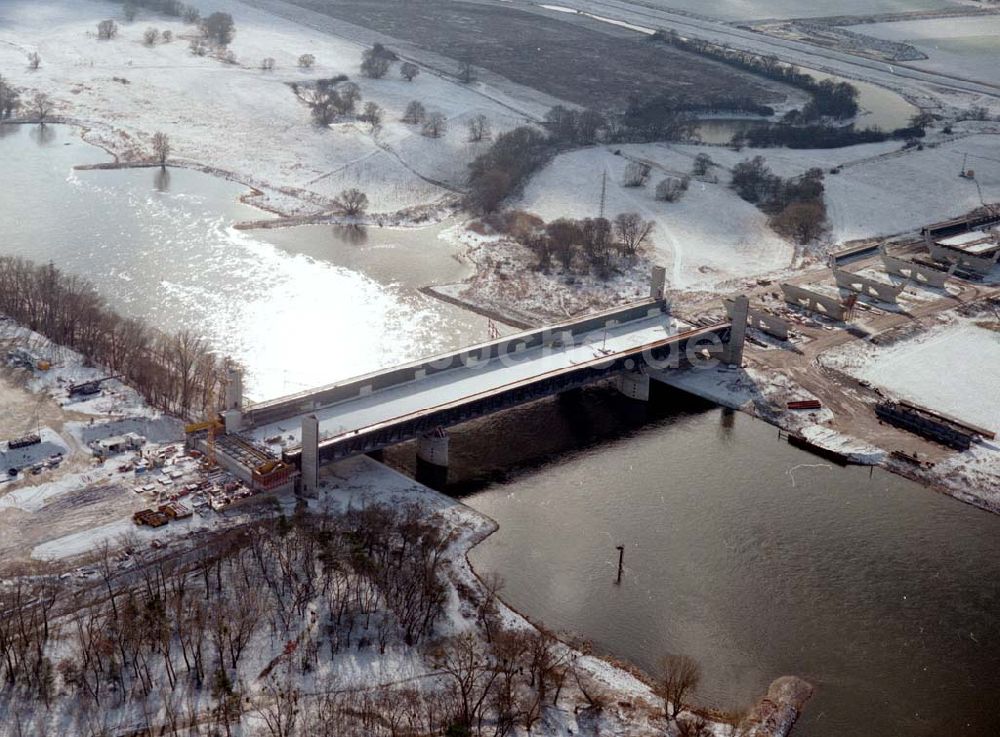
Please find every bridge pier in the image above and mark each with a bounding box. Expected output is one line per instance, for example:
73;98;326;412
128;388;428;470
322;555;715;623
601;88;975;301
223;367;244;431
416;428;450;488
721;295;749;367
616;370;650;401
301;415;319;497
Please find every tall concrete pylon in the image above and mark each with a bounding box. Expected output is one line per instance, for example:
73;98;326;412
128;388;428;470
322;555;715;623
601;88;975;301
301;415;319;497
722;295;749;367
650;265;667;301
225;367;243;411
222;367;244;433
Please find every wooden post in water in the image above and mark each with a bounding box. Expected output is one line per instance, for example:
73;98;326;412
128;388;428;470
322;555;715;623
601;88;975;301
615;545;624;585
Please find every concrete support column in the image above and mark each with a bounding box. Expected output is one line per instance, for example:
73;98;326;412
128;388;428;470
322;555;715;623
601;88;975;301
650;265;667;301
617;370;650;401
416;428;449;488
301;415;319;497
722;295;749;367
225;367;243;411
223;367;243;430
222;409;242;434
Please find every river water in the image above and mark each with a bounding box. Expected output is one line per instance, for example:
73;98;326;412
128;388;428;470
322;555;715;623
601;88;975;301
459;389;1000;737
0;124;490;400
694;68;919;145
4;124;999;737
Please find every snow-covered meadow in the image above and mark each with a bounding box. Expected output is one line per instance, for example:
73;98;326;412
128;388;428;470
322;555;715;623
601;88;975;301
0;0;533;215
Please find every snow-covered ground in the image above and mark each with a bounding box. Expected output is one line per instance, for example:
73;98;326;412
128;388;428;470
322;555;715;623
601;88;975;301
665;134;1000;246
515;133;1000;293
555;0;960;22
850;16;1000;86
823;317;1000;432
820;311;1000;509
517;145;797;291
0;0;533;215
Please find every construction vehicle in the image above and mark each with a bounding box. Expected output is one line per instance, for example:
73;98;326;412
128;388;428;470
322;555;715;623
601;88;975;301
68;375;119;397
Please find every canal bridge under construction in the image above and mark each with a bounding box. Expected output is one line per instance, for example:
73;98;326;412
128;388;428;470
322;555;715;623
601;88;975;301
195;273;747;493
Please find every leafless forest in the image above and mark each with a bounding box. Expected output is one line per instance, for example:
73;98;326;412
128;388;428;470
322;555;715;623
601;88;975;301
0;503;652;737
0;257;230;419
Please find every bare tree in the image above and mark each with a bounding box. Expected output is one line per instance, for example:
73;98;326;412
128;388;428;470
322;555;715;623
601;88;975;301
143;27;160;46
613;212;654;257
402;100;426;124
622;161;651;187
298;53;315;69
422;111;447;138
655;176;689;202
123;1;138;22
655;654;701;723
361;50;390;79
400;61;419;82
261;57;276;71
429;633;499;733
771;201;827;244
152;131;171;167
335;82;360;114
692;152;713;176
97;19;119;40
467;114;491;142
334;188;369;217
183;7;200;24
361;101;382;131
162;29;172;43
27;52;41;70
201;12;236;46
458;61;476;83
31;92;52;124
0;75;20;120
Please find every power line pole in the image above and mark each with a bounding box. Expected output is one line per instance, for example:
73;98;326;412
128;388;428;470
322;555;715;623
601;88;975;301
599;169;607;220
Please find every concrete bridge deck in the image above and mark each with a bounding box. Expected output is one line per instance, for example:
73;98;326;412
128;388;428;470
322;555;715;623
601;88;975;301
239;299;735;468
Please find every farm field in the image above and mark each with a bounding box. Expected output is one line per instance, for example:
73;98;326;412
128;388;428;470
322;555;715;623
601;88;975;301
278;0;789;111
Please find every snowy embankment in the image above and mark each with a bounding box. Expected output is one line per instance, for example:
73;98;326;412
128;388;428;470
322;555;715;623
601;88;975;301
819;312;1000;509
0;0;529;217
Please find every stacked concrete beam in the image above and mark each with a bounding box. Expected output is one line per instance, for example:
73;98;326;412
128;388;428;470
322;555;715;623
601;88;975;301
927;242;1000;275
724;298;790;341
832;268;905;304
880;254;948;289
781;284;848;321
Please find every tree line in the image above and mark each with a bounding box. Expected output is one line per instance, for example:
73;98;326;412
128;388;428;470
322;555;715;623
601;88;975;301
649;29;860;121
731;157;828;244
0;257;229;419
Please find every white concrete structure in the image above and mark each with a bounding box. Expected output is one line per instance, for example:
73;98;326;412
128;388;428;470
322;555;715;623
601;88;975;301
417;429;450;468
617;371;651;401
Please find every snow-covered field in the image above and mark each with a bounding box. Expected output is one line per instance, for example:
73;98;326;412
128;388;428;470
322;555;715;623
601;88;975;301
675;133;1000;244
515;133;1000;291
0;0;532;215
820;312;1000;509
517;145;797;291
827;319;1000;432
576;0;960;22
850;16;1000;86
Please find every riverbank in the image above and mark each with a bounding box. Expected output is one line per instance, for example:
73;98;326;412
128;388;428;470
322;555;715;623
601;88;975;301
0;310;810;736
